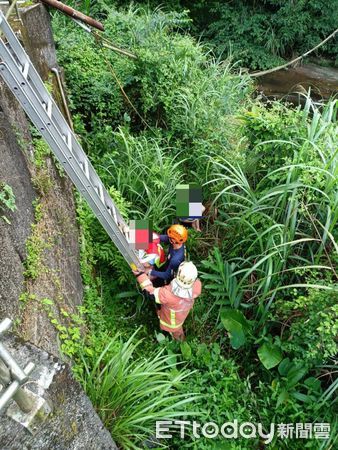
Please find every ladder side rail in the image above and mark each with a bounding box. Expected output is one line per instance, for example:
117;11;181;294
0;61;142;269
0;40;80;167
0;12;67;129
0;12;28;66
70;139;128;229
0;26;129;232
0;36;93;171
102;188;129;233
0;13;137;263
0;13;103;193
0;52;129;231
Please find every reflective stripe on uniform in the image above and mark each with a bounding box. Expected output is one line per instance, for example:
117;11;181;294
160;319;184;329
154;288;161;304
159;309;183;329
140;279;152;289
170;309;176;327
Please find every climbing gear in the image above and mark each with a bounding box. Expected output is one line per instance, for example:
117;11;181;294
170;261;198;298
167;224;188;244
0;12;144;271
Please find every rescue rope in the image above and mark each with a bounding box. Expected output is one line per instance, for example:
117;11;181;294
70;16;137;60
104;55;153;131
71;18;156;133
92;30;137;60
249;28;338;78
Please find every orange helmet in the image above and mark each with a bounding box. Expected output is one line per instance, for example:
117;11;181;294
167;224;188;244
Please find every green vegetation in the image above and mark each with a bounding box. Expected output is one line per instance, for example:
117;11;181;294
118;0;338;69
51;3;337;449
23;200;50;280
44;300;85;358
0;182;16;223
78;332;199;449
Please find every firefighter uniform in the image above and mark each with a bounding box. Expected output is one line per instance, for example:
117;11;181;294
135;270;202;340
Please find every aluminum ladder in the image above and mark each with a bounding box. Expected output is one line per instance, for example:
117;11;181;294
0;11;143;271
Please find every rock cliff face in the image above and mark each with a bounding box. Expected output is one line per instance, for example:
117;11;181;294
0;83;35;320
0;5;116;448
0;4;83;357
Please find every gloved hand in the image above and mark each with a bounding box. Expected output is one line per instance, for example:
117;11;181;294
132;269;144;277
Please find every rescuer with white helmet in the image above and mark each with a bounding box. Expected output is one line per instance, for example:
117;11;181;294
133;261;201;341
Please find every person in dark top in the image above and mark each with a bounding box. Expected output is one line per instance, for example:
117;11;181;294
148;224;187;285
179;204;206;231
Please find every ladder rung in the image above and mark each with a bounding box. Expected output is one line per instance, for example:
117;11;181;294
67;133;72;152
98;184;104;202
46;100;52;119
83;159;89;179
0;11;143;270
62;133;72;150
107;205;117;222
22;62;29;79
42;100;52;117
111;206;117;222
43;100;53;119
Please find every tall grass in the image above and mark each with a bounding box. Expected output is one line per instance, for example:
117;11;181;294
99;128;185;229
78;332;199;449
202;98;338;324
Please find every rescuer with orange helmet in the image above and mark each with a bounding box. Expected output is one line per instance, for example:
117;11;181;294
147;224;188;285
133;261;201;340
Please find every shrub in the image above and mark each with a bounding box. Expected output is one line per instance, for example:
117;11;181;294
274;289;338;368
205;98;337;326
77;332;198;449
148;0;338;69
53;5;251;175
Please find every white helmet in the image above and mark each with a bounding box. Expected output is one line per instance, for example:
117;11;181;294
176;261;198;288
171;262;198;299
